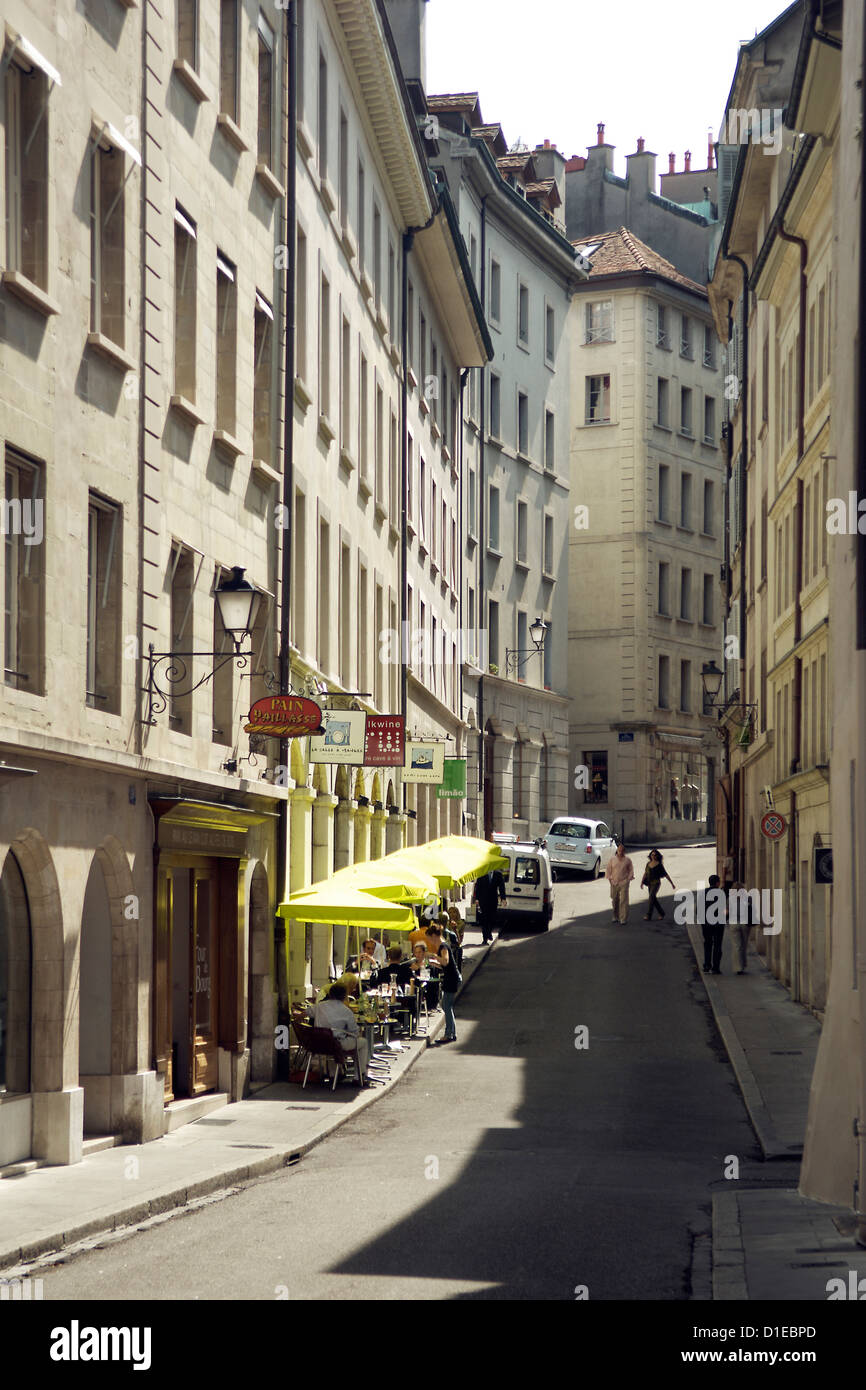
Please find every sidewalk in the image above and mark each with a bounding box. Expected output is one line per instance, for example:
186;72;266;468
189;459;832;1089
0;932;493;1274
686;923;866;1301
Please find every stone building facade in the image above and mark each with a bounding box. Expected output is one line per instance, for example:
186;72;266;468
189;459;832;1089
567;229;725;844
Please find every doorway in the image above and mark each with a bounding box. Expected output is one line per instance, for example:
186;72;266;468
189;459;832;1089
166;862;219;1098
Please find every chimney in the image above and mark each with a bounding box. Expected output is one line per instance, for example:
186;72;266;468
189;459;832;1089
684;150;692;172
597;122;605;145
707;138;714;170
587;122;614;172
380;0;429;94
533;140;567;230
668;152;676;174
626;139;657;196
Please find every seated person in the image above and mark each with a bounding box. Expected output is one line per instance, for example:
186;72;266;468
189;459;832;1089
361;937;387;968
313;983;369;1077
410;941;431;973
319;972;361;1010
374;946;414;989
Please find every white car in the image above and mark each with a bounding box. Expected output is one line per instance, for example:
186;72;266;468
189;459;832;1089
495;841;554;931
544;817;616;879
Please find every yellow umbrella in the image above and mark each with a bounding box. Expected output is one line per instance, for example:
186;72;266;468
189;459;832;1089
329;860;439;906
386;836;508;889
278;883;414;929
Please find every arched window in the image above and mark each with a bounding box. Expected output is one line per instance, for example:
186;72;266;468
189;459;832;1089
0;850;31;1094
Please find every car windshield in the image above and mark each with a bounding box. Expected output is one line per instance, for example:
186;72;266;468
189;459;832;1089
514;857;540;884
549;822;590;839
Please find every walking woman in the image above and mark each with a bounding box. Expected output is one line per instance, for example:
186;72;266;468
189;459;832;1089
426;926;462;1044
641;849;676;920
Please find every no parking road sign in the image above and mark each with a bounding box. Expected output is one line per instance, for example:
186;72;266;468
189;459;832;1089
760;810;787;840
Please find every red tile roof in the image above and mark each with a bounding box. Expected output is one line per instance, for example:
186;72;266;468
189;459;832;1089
573;226;707;294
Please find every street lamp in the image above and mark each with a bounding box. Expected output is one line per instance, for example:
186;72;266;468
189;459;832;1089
144;565;263;726
700;660;724;707
505;617;548;675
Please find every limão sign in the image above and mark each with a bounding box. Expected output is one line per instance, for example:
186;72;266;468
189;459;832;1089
244;696;323;738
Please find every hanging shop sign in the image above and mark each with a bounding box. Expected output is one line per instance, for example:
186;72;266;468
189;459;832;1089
760;810;787;841
402;740;446;784
244;695;323;738
364;715;406;766
309;709;368;764
436;758;467;799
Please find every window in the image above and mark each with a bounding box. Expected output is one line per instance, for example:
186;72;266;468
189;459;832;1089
702;573;714;625
585;299;613;343
407;434;414;526
388;240;396;338
762;335;770;423
518;282;529;344
657;377;669;427
419;456;427;543
219;0;240;121
545;304;555;363
679;567;692;621
467;466;477;538
293;490;306;653
317;47;328;178
703;395;716;443
488;600;499;669
357;563;368;693
318;272;332;423
339;542;351;686
357;159;366;271
373;203;381;308
817;287;826;386
374;583;384;706
216;252;237;435
296;228;308;380
467;586;476;661
257;14;275;168
469;233;477;283
358;350;369;480
516;500;528;565
703;324;716;369
431;342;438;422
680;315;692;358
680;660;691;712
340;315;351;455
544;410;555;471
584;751;608;804
174;205;197;402
702;479;714;535
679;473;692;529
517;392;529;455
431;615;438;695
658;562;670;615
178;0;198;67
389;410;399;524
419;310;427;393
419;600;427;683
375;381;384;508
253;291;274;461
90;138;126;346
586;374;610;424
489;259;501;323
431;479;438;565
656;304;669;349
338;108;348;228
169;544;195;732
489;373;501;437
5;47;51;289
680;386;692;435
488;484;500;552
658;654;670;709
543;514;554;577
658;464;670;521
3;450;45;694
317;519;330;671
450;513;457;586
441;497;447;572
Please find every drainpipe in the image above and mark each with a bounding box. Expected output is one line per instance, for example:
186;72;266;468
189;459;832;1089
857;0;866;1245
726;253;749;880
477;195;487;835
459;367;468;789
275;0;297;1024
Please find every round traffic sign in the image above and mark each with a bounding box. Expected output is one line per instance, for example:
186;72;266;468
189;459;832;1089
760;810;787;840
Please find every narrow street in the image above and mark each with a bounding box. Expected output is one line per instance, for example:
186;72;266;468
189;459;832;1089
41;846;763;1302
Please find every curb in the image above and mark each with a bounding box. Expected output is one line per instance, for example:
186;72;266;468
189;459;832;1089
686;924;792;1161
712;1191;749;1300
0;938;496;1272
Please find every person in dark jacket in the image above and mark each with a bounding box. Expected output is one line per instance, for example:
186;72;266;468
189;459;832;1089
640;849;676;920
427;926;462;1043
474;868;507;943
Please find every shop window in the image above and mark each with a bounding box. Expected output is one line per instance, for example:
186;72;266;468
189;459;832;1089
584;750;608;804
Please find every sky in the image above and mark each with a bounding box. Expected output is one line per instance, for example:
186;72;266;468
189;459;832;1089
426;0;794;180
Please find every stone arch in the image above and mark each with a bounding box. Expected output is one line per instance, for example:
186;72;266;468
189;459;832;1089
93;835;138;1075
0;846;32;1096
6;828;65;1093
247;861;275;1084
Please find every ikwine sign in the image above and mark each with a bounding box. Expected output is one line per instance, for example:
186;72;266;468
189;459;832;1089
244;696;323;738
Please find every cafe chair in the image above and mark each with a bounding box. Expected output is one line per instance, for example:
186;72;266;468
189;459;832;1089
293;1020;354;1090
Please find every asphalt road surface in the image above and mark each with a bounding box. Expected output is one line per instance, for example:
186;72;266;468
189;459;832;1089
43;845;760;1301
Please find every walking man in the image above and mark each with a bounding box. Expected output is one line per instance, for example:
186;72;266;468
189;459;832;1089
474;866;507;944
605;842;635;924
701;874;727;973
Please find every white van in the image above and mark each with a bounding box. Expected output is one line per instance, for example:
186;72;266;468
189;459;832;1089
480;840;554;932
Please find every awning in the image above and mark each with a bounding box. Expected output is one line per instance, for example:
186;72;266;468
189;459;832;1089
278;884;414;929
382;836;508;890
6;30;61;87
328;860;439;906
